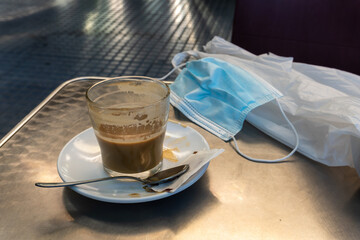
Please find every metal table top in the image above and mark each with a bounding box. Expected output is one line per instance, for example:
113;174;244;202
1;77;360;239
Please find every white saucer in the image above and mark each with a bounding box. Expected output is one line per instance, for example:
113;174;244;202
57;121;210;203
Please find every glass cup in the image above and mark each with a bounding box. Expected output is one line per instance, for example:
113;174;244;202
86;76;170;178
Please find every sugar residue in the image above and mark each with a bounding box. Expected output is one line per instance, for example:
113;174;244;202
129;193;141;198
163;148;179;162
167;136;186;147
169;119;188;128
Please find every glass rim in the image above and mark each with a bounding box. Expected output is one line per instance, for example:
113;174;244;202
86;76;170;110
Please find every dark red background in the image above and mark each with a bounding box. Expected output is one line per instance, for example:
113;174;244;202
232;0;360;75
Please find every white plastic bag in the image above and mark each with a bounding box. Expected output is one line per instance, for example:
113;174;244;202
172;36;360;175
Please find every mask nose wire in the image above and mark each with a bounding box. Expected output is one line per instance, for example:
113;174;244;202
157;63;187;81
232;98;300;163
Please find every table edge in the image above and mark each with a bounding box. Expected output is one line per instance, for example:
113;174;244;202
0;77;173;148
0;76;109;148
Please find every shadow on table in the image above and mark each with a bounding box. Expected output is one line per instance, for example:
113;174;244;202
346;188;360;218
62;173;218;235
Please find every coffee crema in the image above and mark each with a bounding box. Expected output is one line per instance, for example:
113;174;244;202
98;120;164;138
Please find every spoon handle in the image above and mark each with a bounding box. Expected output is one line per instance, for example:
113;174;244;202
35;176;141;188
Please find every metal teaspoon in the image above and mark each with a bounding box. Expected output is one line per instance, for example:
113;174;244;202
35;164;189;188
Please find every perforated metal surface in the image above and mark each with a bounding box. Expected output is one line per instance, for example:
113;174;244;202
0;0;235;138
1;2;360;239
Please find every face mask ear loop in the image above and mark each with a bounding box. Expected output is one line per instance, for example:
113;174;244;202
157;63;187;81
232;98;299;163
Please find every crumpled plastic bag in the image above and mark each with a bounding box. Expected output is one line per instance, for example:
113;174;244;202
171;36;360;175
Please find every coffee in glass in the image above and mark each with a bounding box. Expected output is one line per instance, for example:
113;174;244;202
86;76;170;178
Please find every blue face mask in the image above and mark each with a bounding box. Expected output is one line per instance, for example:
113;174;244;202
170;57;282;140
166;57;299;162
